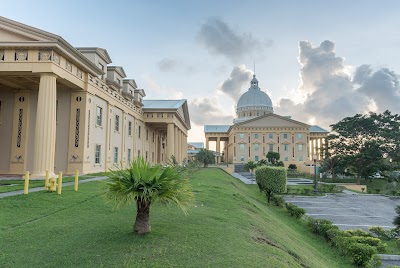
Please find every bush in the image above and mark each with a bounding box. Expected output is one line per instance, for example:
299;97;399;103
307;218;338;241
369;226;399;240
369;226;386;238
255;166;287;203
326;229;350;246
396;238;400;248
349;236;386;253
366;254;382;268
275;161;285;167
346;229;371;237
285;203;306;219
288;164;297;170
394;205;400;229
271;195;285;207
348;242;377;267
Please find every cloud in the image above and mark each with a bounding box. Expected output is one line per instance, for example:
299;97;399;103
275;40;400;129
219;64;252;101
142;75;183;99
197;18;272;62
158;58;178;72
189;97;234;126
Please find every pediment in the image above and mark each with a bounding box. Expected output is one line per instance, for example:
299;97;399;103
0;17;58;42
236;113;309;128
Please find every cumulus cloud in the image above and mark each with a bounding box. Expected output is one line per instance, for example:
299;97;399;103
197;18;272;62
142;75;183;99
275;40;400;129
219;64;252;101
189;97;234;126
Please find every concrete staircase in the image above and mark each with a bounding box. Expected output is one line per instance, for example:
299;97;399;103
234;164;245;173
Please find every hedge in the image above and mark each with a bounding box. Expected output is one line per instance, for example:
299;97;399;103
255;166;287;203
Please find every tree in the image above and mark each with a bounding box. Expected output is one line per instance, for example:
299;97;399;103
393;205;400;230
288;164;297;170
104;157;194;234
266;151;280;164
319;155;343;180
255;166;287;203
244;160;258;178
328;112;392;184
196;149;215;167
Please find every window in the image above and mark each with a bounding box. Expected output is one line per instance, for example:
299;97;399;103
254;144;259;151
138;150;141;157
269;133;273;139
298;144;303;151
255;156;259;161
98;63;104;79
152;132;155;143
127;149;131;162
240;155;244;161
146;151;148;161
284;156;288;161
114;147;118;164
117;78;121;85
299;156;303;161
146;129;149;141
96;106;102;126
115;115;120;132
239;144;245;151
128;121;132;136
152;152;155;162
138;125;141;139
239;133;244;139
95;145;101;164
254;134;259;139
284;144;288;151
269;144;273;151
297;133;303;139
283;133;288;139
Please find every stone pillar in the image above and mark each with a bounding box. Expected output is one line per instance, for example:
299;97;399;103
216;137;220;163
206;137;209;150
167;124;174;161
177;129;182;163
32;74;57;177
183;133;187;162
174;126;179;162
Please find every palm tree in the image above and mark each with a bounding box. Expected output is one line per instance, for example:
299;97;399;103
104;157;194;234
244;160;258;179
196;148;215;167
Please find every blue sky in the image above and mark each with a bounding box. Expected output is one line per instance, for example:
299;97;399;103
4;0;400;143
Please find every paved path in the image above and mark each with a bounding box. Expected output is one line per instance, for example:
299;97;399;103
0;176;108;198
284;194;400;230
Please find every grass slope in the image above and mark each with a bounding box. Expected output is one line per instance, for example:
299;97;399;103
0;168;352;268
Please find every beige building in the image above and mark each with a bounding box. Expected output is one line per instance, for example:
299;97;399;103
204;74;328;169
0;17;190;177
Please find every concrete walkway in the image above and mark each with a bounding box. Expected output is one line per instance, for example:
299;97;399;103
0;176;108;198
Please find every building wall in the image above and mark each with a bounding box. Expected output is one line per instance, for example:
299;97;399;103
0;87;14;173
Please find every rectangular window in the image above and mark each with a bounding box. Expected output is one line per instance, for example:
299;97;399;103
152;152;155;162
269;133;273;138
284;133;288;139
115;115;120;132
96;106;102;126
299;155;303;161
95;145;101;164
127;149;131;162
284;156;288;161
114;147;118;163
117;78;121;85
98;62;104;79
298;144;303;151
239;133;244;139
146;129;149;141
269;144;273;151
284;144;288;151
240;155;244;161
297;133;303;139
152;132;155;143
254;144;259;151
128;121;132;136
254;134;259;139
146;151;148;161
138;125;141;139
255;156;259;161
138;150;141;157
239;144;245;151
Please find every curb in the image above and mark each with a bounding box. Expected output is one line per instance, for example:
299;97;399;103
378;254;400;261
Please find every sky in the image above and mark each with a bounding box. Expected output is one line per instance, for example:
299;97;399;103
4;0;400;144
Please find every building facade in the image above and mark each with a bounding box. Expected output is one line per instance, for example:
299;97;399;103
204;75;328;168
0;17;190;177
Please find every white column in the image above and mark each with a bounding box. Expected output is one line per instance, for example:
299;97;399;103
174;126;179;162
177;129;182;163
167;124;174;161
32;74;57;177
206;137;209;150
216;137;220;163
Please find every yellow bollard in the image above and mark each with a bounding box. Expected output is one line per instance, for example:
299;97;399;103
23;171;30;195
57;171;62;195
45;170;49;190
74;170;79;192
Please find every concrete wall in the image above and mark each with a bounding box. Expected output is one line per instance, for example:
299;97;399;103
0;87;14;173
55;87;71;173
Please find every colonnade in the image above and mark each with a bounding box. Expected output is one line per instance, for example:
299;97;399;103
166;123;187;163
309;137;325;161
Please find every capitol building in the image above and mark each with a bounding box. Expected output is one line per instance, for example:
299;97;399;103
204;74;328;169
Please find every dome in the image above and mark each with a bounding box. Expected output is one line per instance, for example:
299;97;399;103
234;74;273;123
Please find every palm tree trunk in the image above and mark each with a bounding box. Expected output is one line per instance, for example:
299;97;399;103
134;199;151;234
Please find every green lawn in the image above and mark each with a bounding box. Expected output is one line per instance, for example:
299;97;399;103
0;168;353;268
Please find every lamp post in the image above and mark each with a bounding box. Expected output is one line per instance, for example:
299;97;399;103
313;156;318;194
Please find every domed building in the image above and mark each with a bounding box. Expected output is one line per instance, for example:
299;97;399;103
204;74;328;171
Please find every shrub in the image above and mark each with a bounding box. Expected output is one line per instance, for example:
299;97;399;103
347;242;377;267
275;161;285;167
288;164;297;170
255;166;287;203
286;203;306;219
349;236;386;253
396;238;400;248
346;228;371;237
307;218;338;240
369;226;386;238
366;254;382;268
326;228;350;246
271;195;285;207
394;205;400;229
